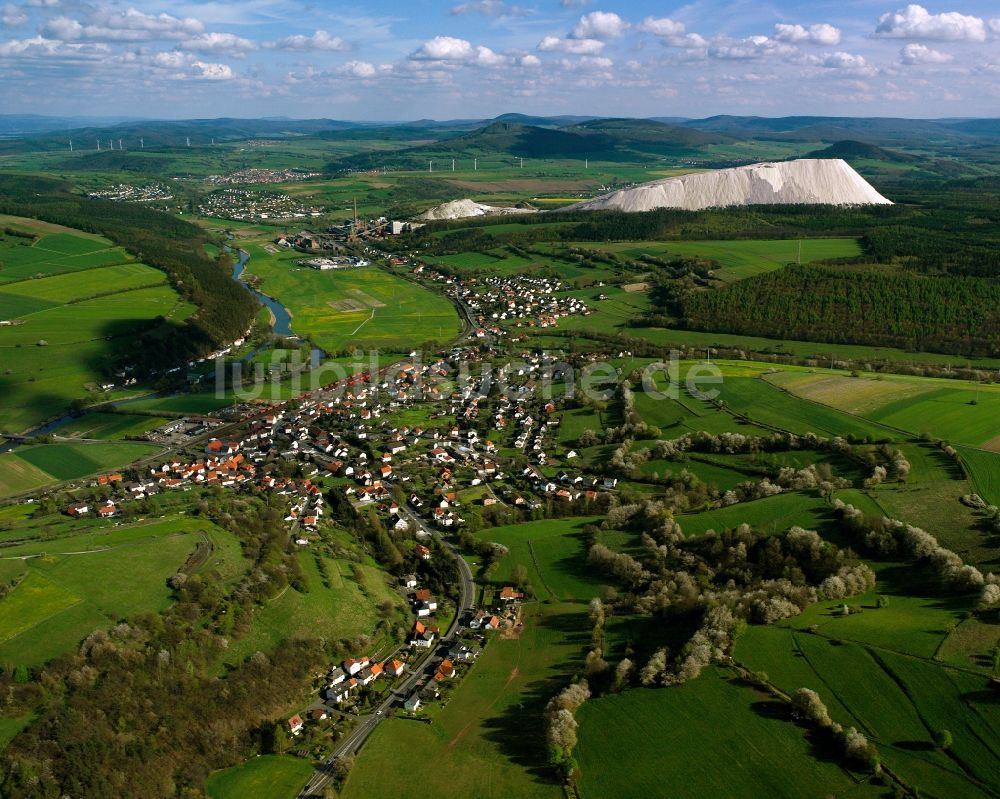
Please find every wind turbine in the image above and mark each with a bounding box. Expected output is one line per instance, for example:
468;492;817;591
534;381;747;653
140;138;144;149
186;136;191;148
69;140;73;152
97;139;101;151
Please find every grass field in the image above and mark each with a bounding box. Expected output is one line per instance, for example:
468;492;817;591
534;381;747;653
206;756;313;799
0;216;195;432
956;446;1000;506
766;370;1000;446
241;240;461;353
575;670;875;799
341;602;586;799
51;412;170;440
678;491;832;536
223;550;404;666
0;515;247;666
571;237;862;282
0;442;162;496
475;517;603;602
735;626;1000;799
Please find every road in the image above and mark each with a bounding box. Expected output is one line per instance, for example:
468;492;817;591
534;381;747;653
298;508;475;798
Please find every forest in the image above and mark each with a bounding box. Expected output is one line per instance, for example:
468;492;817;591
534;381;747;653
676;264;1000;357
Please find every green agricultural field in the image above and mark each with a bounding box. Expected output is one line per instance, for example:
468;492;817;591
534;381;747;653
206;756;313;799
0;573;81;644
710;368;898;440
623;327;1000;370
575;670;874;799
0;515;248;667
223;551;404;666
0;262;164;306
0;219;133;284
475;517;603;602
0;453;55;497
573;237;862;281
957;446;1000;506
766;369;1000;446
341;602;587;799
736;627;1000;799
679;491;832;536
14;441;162;482
52;412;170;440
241;240;461;353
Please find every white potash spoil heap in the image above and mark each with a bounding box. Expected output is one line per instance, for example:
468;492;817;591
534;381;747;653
565;159;892;213
416;199;537;221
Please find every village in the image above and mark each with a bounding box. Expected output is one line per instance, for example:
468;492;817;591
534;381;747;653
87;183;174;202
198;188;325;222
206;167;323;186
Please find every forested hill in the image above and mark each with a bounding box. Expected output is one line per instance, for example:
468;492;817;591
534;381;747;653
0;174;257;373
678;264;1000;357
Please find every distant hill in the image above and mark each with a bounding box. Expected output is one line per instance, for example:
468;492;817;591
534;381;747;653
681;115;977;147
447;121;611;156
568;118;734;148
807;140;917;163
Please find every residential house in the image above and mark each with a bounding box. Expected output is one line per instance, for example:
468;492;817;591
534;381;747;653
287;715;304;735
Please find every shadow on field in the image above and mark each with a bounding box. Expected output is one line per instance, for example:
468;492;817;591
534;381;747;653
479;607;590;787
746;689;846;767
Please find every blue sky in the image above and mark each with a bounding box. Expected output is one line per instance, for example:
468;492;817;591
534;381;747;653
2;1;1000;119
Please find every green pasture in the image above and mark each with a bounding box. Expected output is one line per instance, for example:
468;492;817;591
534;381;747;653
241;240;461;353
341;602;587;799
475;517;603;602
575;671;873;799
679;491;832;536
206;756;313;799
53;412;169;440
223;551;403;666
0;515;246;666
14;441;161;481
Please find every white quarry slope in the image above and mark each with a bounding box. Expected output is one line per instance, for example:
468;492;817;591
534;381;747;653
565;159;892;213
416;198;537;221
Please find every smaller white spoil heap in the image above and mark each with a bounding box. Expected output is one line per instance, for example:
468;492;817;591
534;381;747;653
564;158;892;213
416;198;537;221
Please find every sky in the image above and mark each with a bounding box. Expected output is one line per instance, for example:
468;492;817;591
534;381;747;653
2;1;1000;120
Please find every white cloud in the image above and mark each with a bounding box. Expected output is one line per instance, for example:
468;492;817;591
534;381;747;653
537;35;604;54
25;0;58;6
269;30;350;51
181;32;256;54
410;35;510;66
191;60;233;80
900;42;953;63
412;35;474;60
822;51;877;75
450;0;527;16
773;22;841;46
560;0;590;6
335;60;390;78
0;34;108;57
517;53;541;67
44;9;204;42
709;35;796;60
637;16;707;49
989;19;1000;36
1;3;27;26
875;5;986;42
571;11;627;39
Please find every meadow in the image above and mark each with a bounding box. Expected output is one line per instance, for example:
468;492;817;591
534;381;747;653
574;672;877;799
0;216;195;433
206;756;313;799
341;602;587;799
50;412;170;440
473;516;603;602
572;237;863;281
0;514;247;667
0;441;162;498
222;549;405;666
766;370;1000;446
240;240;461;353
